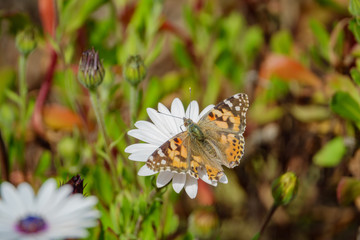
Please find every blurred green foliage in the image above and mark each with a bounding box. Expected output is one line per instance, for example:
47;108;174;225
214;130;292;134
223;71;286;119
1;0;360;239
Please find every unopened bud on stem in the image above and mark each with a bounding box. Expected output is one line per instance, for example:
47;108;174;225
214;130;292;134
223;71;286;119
123;55;146;87
78;48;105;90
271;172;299;206
16;27;37;57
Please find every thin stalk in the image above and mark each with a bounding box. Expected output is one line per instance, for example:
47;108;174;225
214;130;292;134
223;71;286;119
18;54;27;167
252;204;278;240
19;54;27;130
89;90;121;191
129;84;143;189
129;84;138;126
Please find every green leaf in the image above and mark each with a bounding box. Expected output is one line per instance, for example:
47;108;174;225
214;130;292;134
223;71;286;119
58;0;107;34
309;19;330;60
243;26;264;64
337;177;360;205
183;5;197;36
330;91;360;122
291;105;330;122
145;37;165;65
203;68;222;107
5;90;22;106
0;68;15;104
266;77;290;101
163;204;179;236
349;0;360;17
173;41;193;69
138;77;162;120
270;30;293;55
35;150;51;176
251;233;260;240
349;19;360;43
93;167;114;204
313;137;346;167
350;67;360;86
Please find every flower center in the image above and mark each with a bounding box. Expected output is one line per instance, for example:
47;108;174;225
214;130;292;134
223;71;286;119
16;215;47;234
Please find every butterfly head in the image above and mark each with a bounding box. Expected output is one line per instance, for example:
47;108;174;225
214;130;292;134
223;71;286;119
183;118;205;141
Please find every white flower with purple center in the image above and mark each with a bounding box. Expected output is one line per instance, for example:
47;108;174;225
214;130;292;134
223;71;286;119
125;98;228;199
0;179;99;240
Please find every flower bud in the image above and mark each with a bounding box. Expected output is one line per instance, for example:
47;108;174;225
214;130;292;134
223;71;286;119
78;48;105;90
65;175;85;194
123;55;146;87
15;27;37;57
271;172;299;206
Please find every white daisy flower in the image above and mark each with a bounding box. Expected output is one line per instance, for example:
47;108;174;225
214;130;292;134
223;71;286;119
125;98;228;199
0;179;100;240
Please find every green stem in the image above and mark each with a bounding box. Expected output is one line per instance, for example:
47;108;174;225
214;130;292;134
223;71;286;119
252;204;278;240
89;90;121;190
18;54;27;167
19;54;27;128
130;85;138;127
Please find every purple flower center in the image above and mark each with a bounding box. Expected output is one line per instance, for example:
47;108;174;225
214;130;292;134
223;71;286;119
16;215;47;234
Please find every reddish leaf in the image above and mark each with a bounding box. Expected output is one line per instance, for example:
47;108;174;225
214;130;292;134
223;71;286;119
337;177;360;205
38;0;57;38
259;54;322;88
42;104;83;131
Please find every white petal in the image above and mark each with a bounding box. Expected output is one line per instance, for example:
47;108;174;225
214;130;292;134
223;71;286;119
147;108;174;138
134;121;169;142
186;101;199;121
124;143;158;154
127;145;157;162
156;172;174;188
127;129;164;146
157;103;179;135
171;98;185;132
138;165;157;176
1;182;26;216
198;104;215;120
17;183;35;212
157;102;171;115
39;184;72;215
219;174;228;184
36;179;58;211
184;175;198;199
0;202;15;221
128;151;153;162
172;173;186;193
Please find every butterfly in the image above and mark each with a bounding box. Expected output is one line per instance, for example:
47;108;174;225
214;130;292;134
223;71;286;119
146;93;249;181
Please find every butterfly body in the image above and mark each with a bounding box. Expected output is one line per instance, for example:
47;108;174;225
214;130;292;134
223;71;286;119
146;93;249;181
184;118;205;142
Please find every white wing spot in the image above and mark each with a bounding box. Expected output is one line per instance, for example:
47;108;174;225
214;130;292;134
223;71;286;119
149;156;154;161
161;159;167;165
158;149;165;157
234;94;240;99
224;100;233;107
235;106;240;111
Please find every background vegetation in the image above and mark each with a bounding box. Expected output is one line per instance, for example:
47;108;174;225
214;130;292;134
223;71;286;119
1;0;360;239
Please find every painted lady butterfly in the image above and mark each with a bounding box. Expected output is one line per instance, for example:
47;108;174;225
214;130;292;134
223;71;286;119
146;93;249;181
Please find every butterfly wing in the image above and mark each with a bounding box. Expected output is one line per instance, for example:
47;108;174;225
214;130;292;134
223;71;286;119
200;93;249;133
198;93;249;168
146;132;200;179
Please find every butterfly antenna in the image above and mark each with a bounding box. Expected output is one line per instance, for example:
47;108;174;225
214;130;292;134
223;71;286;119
157;111;183;120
